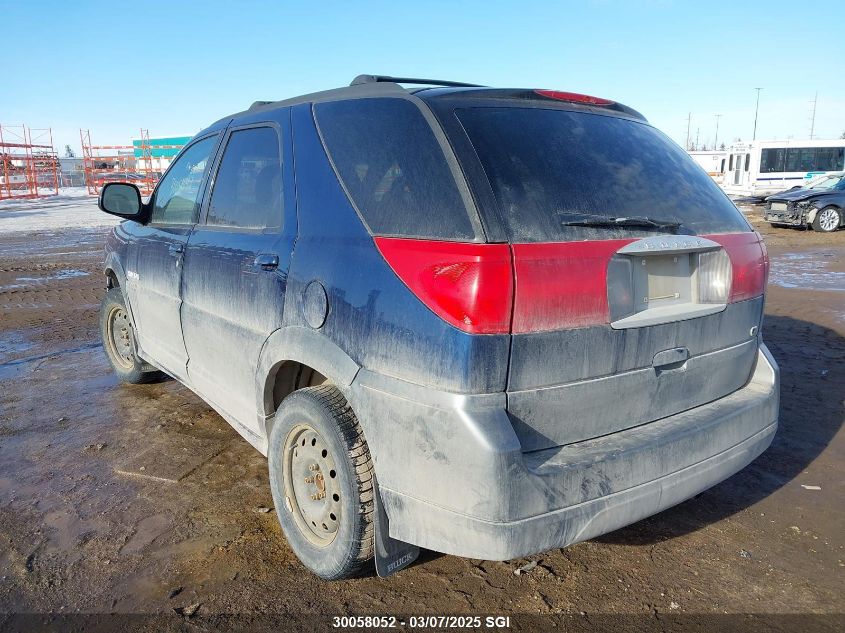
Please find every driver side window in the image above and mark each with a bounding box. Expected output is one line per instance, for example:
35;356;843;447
151;135;217;225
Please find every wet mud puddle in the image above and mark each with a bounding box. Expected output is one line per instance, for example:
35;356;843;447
768;250;845;293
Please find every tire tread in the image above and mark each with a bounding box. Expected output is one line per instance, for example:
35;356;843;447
282;385;375;578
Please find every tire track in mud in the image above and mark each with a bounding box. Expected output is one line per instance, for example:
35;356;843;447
0;230;106;365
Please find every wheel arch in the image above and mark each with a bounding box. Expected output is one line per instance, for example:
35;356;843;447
258;327;361;439
102;254;139;329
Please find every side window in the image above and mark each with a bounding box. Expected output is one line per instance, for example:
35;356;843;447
151;135;217;225
744;153;750;171
760;148;782;173
207;127;282;229
314;98;478;241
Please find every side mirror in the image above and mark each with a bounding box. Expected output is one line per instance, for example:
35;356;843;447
98;182;143;219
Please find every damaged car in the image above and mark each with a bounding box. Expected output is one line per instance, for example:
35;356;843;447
764;172;845;232
96;75;779;580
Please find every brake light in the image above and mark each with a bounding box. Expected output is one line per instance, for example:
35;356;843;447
705;233;768;302
374;237;513;334
511;240;633;332
535;89;615;106
376;233;767;336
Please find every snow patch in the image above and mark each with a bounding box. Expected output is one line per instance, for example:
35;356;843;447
0;188;120;234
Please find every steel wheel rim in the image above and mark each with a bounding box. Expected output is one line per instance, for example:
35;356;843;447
819;208;838;232
282;423;342;547
107;306;134;369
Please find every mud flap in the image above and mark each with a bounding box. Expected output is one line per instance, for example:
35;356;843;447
373;479;419;578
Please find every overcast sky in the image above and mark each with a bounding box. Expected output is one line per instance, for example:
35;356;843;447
3;0;844;155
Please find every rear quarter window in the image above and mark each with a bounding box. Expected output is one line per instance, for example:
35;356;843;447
314;98;480;241
456;107;750;242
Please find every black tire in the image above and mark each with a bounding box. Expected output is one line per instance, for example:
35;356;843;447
812;206;841;233
268;385;375;580
99;287;162;384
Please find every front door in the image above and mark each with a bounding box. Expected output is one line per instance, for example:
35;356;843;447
180;120;295;434
126;135;219;379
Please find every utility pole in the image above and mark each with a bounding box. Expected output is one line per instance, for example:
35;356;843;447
809;91;818;139
686;112;692;150
752;88;763;140
714;114;722;150
695;127;700;150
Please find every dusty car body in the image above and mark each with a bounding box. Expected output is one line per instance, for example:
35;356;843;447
97;75;779;579
764;173;845;231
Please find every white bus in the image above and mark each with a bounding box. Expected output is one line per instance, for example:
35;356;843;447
688;150;727;185
721;139;845;198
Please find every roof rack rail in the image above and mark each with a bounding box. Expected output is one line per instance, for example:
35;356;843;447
249;100;274;110
350;74;484;88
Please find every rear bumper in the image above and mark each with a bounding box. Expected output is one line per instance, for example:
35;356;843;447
350;344;779;560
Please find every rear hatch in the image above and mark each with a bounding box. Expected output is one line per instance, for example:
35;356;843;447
315;91;769;452
435;95;769;451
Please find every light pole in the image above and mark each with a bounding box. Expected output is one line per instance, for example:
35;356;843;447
714;114;722;150
752;88;763;141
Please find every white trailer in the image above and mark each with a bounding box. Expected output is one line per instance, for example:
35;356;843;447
721;139;845;198
688;150;727;185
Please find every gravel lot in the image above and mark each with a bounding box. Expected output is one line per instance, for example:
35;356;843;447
0;192;843;631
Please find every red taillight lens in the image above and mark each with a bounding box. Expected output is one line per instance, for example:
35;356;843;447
374;237;513;334
376;233;767;336
511;240;633;332
535;89;615;106
706;232;768;302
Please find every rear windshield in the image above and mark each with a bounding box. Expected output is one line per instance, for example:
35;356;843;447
315;98;480;241
456;107;749;242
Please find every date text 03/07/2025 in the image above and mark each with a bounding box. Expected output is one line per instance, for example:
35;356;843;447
331;615;512;629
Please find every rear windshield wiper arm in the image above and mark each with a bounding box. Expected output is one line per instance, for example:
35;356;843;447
560;215;682;231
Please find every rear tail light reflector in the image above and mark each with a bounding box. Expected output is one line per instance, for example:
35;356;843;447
511;240;633;332
374;237;513;334
376;232;767;336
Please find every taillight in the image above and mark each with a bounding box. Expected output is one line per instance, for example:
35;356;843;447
534;89;615;106
376;232;767;336
374;237;513;334
696;249;732;304
511;240;632;332
705;233;768;302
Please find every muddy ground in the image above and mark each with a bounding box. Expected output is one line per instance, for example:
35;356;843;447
0;198;843;631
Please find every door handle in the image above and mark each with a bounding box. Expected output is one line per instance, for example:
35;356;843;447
254;253;279;270
168;243;184;256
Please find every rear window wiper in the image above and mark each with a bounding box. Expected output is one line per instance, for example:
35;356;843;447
560;215;682;231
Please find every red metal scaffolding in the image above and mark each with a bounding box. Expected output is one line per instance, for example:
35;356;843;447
0;124;60;200
80;129;185;196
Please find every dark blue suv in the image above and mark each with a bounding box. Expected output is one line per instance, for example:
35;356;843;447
98;75;779;579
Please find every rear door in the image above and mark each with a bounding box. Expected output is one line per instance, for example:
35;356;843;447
180;117;295;435
127;134;219;378
447;103;768;451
